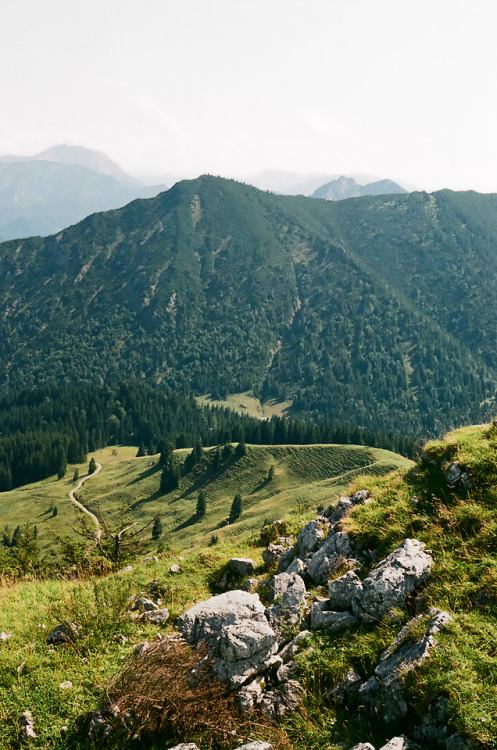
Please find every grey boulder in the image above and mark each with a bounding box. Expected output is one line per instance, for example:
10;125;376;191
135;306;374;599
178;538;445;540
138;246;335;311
306;530;353;584
309;600;359;632
178;591;267;648
353;539;432;622
328;570;363;610
142;608;170;624
265;572;306;628
229;558;256;577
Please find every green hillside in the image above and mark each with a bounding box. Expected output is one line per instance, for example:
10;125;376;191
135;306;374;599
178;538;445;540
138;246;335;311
0;442;410;562
0;422;495;749
1;176;496;435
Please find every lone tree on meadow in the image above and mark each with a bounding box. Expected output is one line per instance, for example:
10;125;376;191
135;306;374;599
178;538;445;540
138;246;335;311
196;490;207;518
152;516;163;540
228;493;242;524
88;457;97;475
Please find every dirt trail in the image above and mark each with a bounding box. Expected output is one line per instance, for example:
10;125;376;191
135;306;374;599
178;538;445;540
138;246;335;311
69;462;102;540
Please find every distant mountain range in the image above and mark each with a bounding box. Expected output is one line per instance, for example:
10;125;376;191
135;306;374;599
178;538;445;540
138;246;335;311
245;170;409;197
311;175;407;200
0;176;495;437
0;144;167;241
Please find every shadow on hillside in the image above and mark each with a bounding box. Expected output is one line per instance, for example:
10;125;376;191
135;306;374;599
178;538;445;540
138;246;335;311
172;513;202;532
130;490;162;511
126;462;161;486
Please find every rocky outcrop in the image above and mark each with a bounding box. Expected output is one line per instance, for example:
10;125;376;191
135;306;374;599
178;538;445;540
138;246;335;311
353;609;453;724
178;591;279;689
306;530;354;584
265;572;306;631
178;591;268;648
352;539;432;623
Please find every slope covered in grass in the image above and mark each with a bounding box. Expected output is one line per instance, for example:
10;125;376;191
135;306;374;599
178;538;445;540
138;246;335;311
0;443;409;560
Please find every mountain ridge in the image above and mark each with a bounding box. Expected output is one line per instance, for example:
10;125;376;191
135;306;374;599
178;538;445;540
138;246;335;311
0;175;495;436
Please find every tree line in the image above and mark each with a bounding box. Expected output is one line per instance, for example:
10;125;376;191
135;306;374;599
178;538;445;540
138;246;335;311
0;381;418;492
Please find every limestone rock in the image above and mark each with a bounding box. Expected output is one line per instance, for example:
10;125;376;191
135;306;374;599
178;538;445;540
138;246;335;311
178;591;267;648
229;558;256;577
170;563;182;574
353;539;432;622
142;608;170;624
296;518;329;557
309;600;359;632
238;678;264;712
234;742;272;750
262;543;288;567
278;630;311;663
169;745;200;750
379;738;407;750
358;609;452;724
328;570;364;610
20;711;37;739
348;744;375;750
277;546;296;572
265;572;306;628
47;621;82;647
327;497;353;525
306;530;353;584
285;557;305;576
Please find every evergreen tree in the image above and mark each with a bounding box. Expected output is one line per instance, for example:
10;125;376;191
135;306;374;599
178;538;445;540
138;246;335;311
73;468;80;483
267;464;275;481
88;457;97;475
57;452;67;480
222;443;233;462
152;516;163;540
228;493;242;524
11;525;22;547
160;457;179;493
196;489;207;518
136;443;146;457
212;446;221;470
235;440;247;458
52;506;58;518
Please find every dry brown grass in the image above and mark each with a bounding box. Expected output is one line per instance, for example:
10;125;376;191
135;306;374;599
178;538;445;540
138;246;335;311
107;636;248;747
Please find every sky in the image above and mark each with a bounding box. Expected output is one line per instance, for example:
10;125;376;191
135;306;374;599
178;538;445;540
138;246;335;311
1;0;497;192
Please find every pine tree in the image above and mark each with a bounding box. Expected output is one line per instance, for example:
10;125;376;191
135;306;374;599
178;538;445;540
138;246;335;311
267;465;275;481
152;516;163;540
212;446;221;470
196;490;207;518
228;493;242;524
136;443;146;457
52;506;58;518
235;440;246;458
57;451;67;479
88;457;97;474
11;525;22;547
222;443;233;462
73;468;80;483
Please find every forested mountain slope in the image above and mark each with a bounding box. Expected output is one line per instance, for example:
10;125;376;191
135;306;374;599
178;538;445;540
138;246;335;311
0;176;496;436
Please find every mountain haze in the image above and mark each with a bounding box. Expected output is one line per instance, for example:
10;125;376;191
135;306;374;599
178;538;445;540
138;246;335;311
0;145;167;241
311;175;407;200
0;177;496;436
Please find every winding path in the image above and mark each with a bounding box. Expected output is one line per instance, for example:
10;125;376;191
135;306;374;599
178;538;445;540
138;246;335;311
69;462;102;540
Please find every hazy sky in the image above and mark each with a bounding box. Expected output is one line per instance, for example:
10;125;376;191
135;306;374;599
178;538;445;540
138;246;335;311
1;0;496;191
